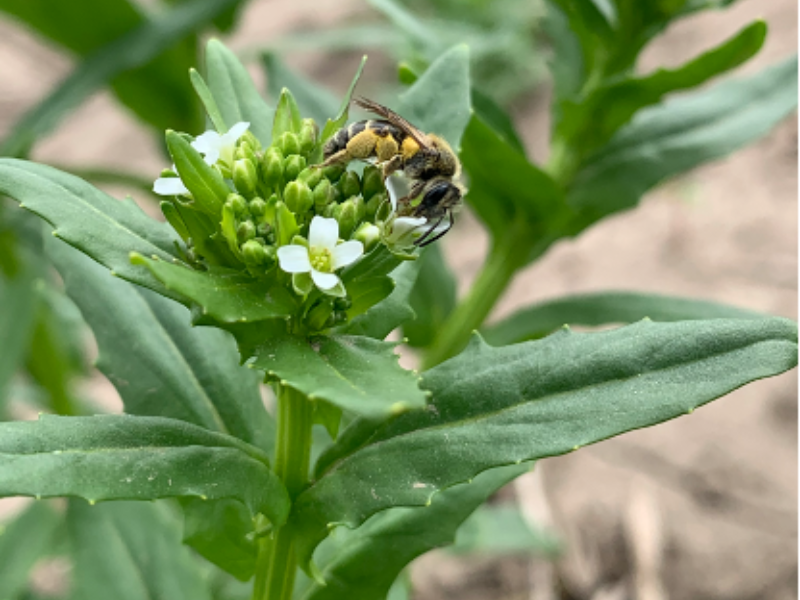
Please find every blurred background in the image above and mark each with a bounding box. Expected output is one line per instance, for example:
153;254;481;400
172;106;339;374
0;0;796;599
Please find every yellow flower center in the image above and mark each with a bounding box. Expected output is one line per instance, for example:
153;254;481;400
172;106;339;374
309;246;333;272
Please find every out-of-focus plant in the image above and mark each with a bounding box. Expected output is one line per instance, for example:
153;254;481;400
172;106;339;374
0;1;797;599
257;0;548;106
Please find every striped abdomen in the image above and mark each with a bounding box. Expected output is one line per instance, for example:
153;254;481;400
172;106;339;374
323;120;407;159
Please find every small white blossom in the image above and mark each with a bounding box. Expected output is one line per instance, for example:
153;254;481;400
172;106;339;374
192;121;250;167
153;164;189;196
153;122;250;196
277;216;364;295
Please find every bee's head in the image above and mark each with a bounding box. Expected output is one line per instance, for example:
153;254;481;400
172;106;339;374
427;134;460;178
417;178;463;214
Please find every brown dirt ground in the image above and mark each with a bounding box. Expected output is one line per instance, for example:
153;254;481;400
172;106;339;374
0;1;796;599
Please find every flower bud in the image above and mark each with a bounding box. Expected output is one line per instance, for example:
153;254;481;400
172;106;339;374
352;194;366;222
361;165;384;201
337;199;359;239
233;158;258;197
284;181;314;216
263;245;277;269
241;239;267;265
353;222;380;252
338;171;361;200
277;132;301;156
260;148;284;190
235;141;258;164
322;164;344;183
226;193;248;217
366;191;387;221
237;220;256;244
241;131;262;152
160;167;178;178
313;179;335;213
275;201;299;246
283;155;307;181
333;296;353;311
297;166;323;189
299;119;318;155
325;202;342;220
249;197;266;217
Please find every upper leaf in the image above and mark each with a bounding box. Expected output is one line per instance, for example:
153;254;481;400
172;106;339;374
0;414;290;526
340;260;421;340
567;56;799;233
297;463;527;600
398;45;471;152
68;500;211;600
250;331;427;420
290;317;797;567
403;245;457;348
51;242;274;452
0;159;181;299
482;290;766;346
205;39;275;146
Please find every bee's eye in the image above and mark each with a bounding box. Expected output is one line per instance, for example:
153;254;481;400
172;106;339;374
424;183;450;204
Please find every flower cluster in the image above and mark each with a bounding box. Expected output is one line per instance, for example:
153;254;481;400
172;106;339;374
152;92;435;331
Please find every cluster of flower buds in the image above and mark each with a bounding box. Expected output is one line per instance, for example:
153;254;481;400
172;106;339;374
153;90;409;310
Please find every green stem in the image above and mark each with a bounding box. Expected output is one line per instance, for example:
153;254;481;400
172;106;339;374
423;229;529;369
252;384;314;600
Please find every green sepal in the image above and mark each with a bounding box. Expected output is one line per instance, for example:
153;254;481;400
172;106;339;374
275;201;299;246
293;272;314;296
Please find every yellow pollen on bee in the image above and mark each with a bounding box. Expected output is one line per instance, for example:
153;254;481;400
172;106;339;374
309;247;333;272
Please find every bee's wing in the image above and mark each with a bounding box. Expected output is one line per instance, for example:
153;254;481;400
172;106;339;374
352;97;432;149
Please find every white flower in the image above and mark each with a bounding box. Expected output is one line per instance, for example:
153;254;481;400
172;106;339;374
152;122;250;196
153;164;189;196
192;121;250;167
277;216;364;294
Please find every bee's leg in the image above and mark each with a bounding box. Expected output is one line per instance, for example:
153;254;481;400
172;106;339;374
416;210;454;247
378;155;404;180
319;148;352;168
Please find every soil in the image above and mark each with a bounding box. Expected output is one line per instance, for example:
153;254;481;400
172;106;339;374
0;1;796;599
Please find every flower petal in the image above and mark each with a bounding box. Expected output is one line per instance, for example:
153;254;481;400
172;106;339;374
309;216;339;251
277;245;312;273
153;177;189;196
331;240;364;270
223;121;250;144
311;269;340;290
385;175;400;212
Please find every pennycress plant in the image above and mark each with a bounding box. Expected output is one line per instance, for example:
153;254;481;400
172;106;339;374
0;5;797;599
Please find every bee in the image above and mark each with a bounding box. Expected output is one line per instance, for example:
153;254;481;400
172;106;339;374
321;97;464;246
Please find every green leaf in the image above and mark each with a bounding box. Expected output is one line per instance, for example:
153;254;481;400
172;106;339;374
471;88;525;154
341;260;421;340
50;242;274;451
556;20;768;155
568;56;799;232
290;317;798;567
262;53;339;127
0;414;290;525
461;116;566;244
0;0;242;157
0;159;181;299
0;256;40;408
181;498;257;582
397;45;471;152
68;500;210;600
483;291;766;346
0;501;61;599
190;68;227;133
344;276;395;321
452;503;561;557
205;39;275;146
250;332;427;419
272;88;304;139
130;254;296;324
297;463;527;600
317;56;368;152
403;245;456;348
543;1;586;104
